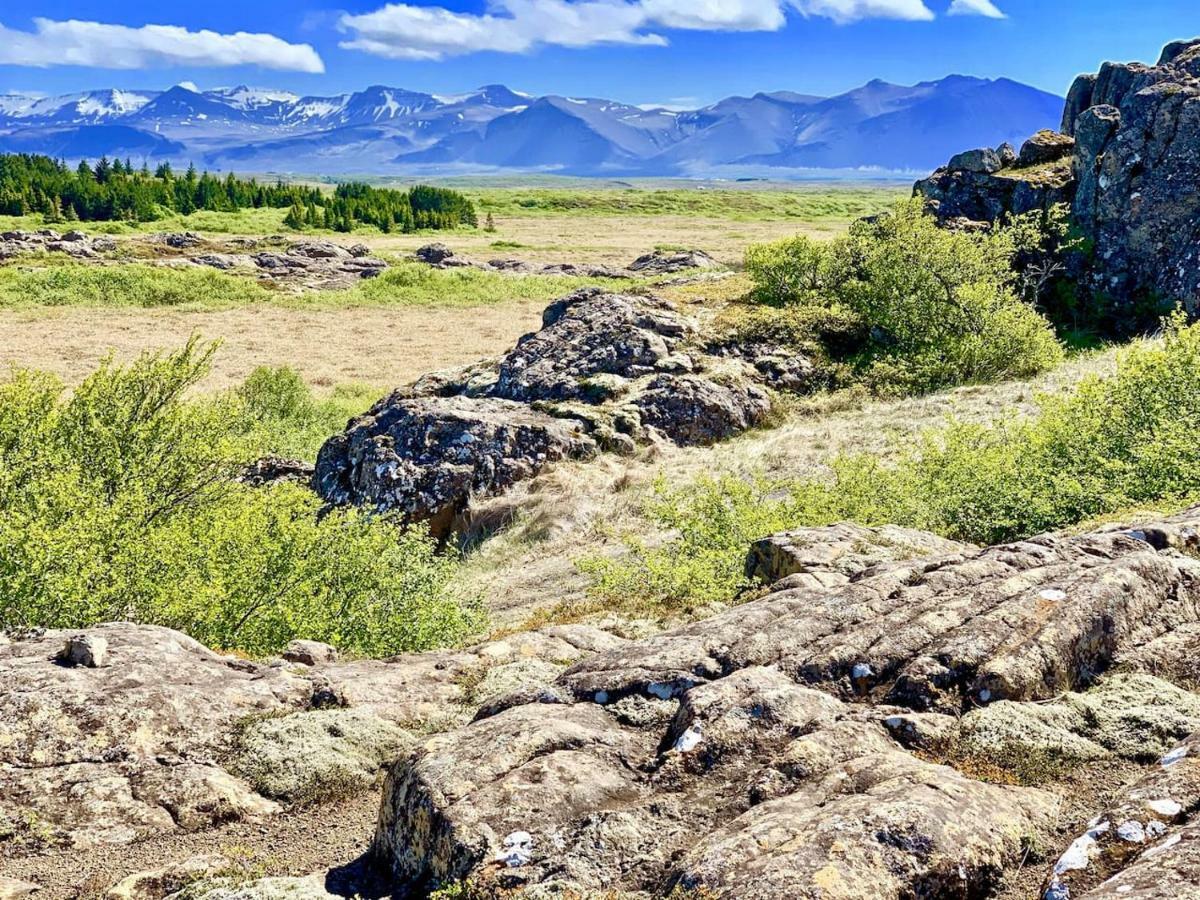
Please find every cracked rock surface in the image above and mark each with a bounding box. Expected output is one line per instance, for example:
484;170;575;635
370;508;1200;898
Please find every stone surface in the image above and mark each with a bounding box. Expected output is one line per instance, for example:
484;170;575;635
745;522;973;589
0;621;626;855
631;373;771;447
948;147;1004;174
1018;129;1076;166
57;633;108;667
282;640;339;667
167;875;338;900
958;674;1200;763
107;854;231;900
1043;730;1200;898
628;249;718;274
234;709;413;803
0;879;40;900
414;243;454;265
312;393;598;533
370;510;1200;897
489;289;694;404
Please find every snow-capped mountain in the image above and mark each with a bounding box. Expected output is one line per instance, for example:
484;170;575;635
0;78;1063;176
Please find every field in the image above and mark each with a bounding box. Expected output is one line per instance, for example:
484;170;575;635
0;181;904;391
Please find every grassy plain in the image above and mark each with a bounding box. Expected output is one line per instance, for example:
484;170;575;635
0;182;903;391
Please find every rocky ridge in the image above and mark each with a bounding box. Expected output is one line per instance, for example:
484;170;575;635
313;288;781;532
365;507;1200;898
917;37;1200;317
11;512;1200;897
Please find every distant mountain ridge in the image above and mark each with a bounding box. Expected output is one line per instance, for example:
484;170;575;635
0;77;1063;177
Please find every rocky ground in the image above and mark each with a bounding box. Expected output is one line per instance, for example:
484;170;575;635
6;512;1200;898
0;229;724;297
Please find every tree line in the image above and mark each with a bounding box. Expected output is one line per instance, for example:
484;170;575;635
0;153;476;233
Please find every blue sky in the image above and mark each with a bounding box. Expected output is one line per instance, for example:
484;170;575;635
0;0;1196;105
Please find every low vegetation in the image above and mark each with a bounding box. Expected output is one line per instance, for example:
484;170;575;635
584;314;1200;608
736;198;1065;395
0;258;611;310
471;183;906;223
0;341;483;656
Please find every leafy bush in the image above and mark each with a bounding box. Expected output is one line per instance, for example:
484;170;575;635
585;316;1200;608
235;365;376;460
0;341;482;656
742;199;1064;394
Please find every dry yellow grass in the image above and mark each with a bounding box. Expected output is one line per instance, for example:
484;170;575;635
456;347;1122;626
351;213;848;269
0;300;549;393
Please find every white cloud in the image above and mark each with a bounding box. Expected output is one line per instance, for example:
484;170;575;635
339;0;937;61
0;18;325;72
947;0;1006;18
789;0;935;24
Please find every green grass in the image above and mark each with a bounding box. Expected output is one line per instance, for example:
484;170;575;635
0;261;276;308
470;185;907;222
0;258;612;310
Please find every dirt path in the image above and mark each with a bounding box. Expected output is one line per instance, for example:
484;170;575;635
0;301;548;393
1;791;380;899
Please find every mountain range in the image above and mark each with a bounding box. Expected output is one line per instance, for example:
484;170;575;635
0;77;1063;177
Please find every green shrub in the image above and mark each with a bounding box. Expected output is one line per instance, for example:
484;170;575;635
742;199;1064;394
744;234;829;306
585;316;1200;607
235;365;376;460
0;341;482;656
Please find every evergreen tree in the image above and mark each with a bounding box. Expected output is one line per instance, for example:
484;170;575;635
283;203;306;230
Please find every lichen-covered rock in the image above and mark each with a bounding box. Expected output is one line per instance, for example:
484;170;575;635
489;289;694;404
958;674;1200;763
0;623;310;849
316;290;780;527
631;374;771;446
561;509;1200;714
234;709;414;803
107;854;232;900
166;875;338;900
745;522;973;589
312;394;598;533
370;512;1200;896
923;37;1200;318
1043;730;1200;898
0;621;626;856
628;249;718;274
948;147;1004;173
915;158;1075;224
1018;129;1076;166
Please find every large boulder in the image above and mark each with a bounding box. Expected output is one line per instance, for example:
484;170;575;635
1018;129;1076;166
312;394;598;533
489;289;694;404
315;290;777;527
370;508;1200;896
628;249;718;274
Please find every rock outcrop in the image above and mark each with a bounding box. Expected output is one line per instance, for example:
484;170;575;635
314;289;775;529
312;394;599;534
369;507;1200;897
918;37;1200;316
0;621;625;854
